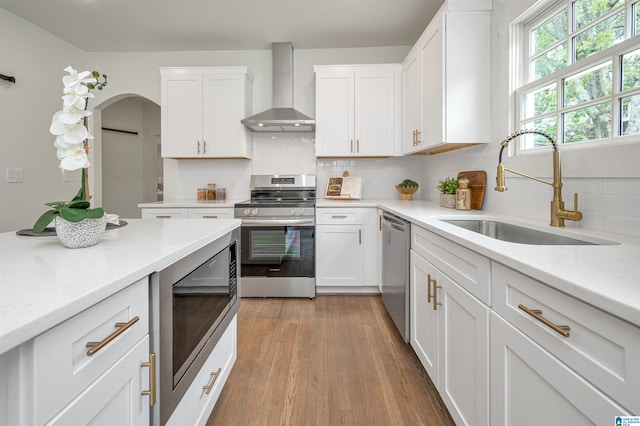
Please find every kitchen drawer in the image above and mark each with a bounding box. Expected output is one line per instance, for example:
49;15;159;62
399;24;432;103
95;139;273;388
492;262;640;413
141;208;188;219
411;225;490;305
188;208;233;219
167;315;237;426
316;208;363;225
32;278;149;425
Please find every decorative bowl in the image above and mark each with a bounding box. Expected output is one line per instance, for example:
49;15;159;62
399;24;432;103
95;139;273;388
395;186;419;201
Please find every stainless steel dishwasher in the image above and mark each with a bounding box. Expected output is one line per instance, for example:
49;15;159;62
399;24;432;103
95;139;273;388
381;211;411;342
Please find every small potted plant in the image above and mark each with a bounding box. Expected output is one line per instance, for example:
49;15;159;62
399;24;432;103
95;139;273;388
395;179;419;201
437;177;459;208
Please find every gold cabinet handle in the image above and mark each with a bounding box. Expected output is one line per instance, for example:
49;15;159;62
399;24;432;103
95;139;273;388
359;229;362;245
197;140;201;154
203;367;222;395
202;215;218;219
332;215;348;219
155;215;171;219
379;215;382;231
427;274;434;303
141;353;157;406
203;140;207;154
432;282;442;311
518;304;571;337
356;139;360;153
415;130;421;145
412;129;417;146
86;316;140;356
350;139;354;153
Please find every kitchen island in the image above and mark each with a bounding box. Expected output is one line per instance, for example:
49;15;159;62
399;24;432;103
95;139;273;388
0;218;240;426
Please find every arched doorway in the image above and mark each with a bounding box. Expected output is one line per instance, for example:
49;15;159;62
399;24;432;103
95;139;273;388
92;94;161;219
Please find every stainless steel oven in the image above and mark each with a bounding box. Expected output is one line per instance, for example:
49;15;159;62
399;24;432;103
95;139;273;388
235;175;316;298
150;227;240;425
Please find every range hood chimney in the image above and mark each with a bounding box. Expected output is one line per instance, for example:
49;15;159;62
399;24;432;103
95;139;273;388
241;42;315;132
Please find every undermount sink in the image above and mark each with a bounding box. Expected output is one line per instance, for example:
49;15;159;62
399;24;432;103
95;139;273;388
441;219;616;246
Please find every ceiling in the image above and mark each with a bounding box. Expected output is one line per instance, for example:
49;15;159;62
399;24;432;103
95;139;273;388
0;0;445;52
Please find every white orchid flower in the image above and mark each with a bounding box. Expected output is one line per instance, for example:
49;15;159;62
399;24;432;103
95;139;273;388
57;105;92;125
50;113;90;145
62;91;92;109
62;66;97;93
57;146;91;171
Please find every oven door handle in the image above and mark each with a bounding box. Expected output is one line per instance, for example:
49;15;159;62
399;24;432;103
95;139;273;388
241;218;315;226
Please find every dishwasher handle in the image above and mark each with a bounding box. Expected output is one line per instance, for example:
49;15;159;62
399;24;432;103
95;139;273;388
382;211;408;232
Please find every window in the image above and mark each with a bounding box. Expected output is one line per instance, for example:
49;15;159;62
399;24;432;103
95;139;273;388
514;0;640;152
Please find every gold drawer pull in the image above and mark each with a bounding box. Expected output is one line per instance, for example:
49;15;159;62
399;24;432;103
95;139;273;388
427;273;434;303
203;140;207;154
203;368;222;395
202;215;218;219
331;215;348;219
518;304;570;337
141;353;157;406
86;316;140;356
155;215;171;219
197;140;201;154
432;282;442;311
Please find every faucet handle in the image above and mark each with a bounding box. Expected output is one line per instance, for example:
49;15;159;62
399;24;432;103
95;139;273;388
573;193;579;211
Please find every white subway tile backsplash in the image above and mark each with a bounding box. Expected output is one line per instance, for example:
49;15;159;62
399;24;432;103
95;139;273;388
623;197;640;217
603;215;640;238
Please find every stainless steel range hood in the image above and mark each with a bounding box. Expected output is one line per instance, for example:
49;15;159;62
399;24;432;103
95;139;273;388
241;42;315;132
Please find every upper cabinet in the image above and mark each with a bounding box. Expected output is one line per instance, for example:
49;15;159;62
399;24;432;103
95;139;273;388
161;67;253;159
314;64;401;157
402;2;491;155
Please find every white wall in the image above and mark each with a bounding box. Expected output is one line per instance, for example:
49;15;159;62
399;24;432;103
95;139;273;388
419;0;640;238
0;8;87;232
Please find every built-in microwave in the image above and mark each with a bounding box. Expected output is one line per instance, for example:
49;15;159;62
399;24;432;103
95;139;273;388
150;227;240;425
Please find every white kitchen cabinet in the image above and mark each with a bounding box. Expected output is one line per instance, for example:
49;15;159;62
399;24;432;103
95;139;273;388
491;313;630;425
314;65;401;157
161;67;253;158
141;207;233;219
18;278;152;425
167;316;237;426
410;225;490;426
316;207;379;292
491;262;640;417
402;2;490;155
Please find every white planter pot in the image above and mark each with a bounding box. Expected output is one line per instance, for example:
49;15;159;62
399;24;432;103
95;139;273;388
439;193;456;209
55;214;107;248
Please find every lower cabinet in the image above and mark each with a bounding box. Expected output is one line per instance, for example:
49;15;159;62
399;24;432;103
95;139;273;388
46;336;151;425
166;315;237;426
316;207;380;292
141;207;233;219
490;313;629;425
410;246;490;426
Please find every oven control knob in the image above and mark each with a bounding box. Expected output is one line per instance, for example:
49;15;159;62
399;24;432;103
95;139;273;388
251;209;258;216
243;209;251;216
290;209;298;217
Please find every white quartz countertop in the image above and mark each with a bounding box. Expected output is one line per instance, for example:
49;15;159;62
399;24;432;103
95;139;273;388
0;218;241;354
138;199;242;208
318;198;640;328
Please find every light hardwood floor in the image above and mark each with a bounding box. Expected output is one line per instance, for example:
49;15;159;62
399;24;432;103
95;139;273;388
207;295;454;426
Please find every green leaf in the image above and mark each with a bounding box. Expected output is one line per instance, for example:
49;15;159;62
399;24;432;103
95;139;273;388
67;200;90;210
32;210;59;233
85;207;105;219
60;206;89;222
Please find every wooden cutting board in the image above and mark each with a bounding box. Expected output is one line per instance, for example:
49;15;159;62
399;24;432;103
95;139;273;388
457;170;486;210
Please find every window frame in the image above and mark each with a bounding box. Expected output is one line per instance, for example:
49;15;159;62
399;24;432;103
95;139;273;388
512;0;640;157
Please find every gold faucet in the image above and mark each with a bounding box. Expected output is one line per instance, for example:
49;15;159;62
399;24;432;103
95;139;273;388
495;129;583;227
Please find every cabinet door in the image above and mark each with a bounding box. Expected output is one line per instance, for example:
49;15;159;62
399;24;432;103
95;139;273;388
402;51;423;154
361;208;380;287
409;250;439;386
354;70;395;156
316;224;363;286
438;274;489;426
202;73;250;158
315;71;355;156
46;337;151;426
161;72;203;158
491;313;630;425
420;16;444;149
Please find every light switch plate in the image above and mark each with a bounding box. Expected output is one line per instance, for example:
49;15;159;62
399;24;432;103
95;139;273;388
6;168;23;183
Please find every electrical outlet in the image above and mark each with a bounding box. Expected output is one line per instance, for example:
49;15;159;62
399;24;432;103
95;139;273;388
6;168;23;183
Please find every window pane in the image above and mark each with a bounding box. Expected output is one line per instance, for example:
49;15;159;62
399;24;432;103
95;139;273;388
563;101;612;142
574;12;624;61
636;4;640;36
531;43;568;80
531;9;568;54
622;48;640;91
620;94;640;135
521;117;558;148
574;0;623;30
564;61;612;108
524;83;557;118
